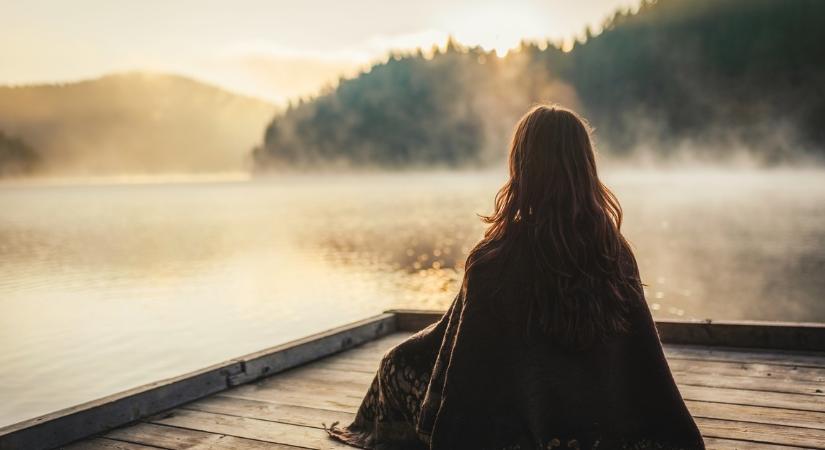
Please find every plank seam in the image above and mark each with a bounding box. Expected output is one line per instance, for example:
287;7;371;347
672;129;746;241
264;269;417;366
699;433;813;450
685;398;825;416
140;418;316;450
677;381;825;397
690;411;825;431
98;436;174;450
177;405;329;430
209;394;358;417
667;355;825;369
0;314;396;450
697;416;825;448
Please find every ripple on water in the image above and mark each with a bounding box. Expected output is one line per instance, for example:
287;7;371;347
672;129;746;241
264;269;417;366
1;169;824;426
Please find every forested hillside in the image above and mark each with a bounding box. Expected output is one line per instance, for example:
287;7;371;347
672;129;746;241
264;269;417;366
254;0;825;170
0;73;275;175
0;131;39;176
566;0;825;159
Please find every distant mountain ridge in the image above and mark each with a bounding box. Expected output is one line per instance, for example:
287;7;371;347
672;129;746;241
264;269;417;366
0;72;275;176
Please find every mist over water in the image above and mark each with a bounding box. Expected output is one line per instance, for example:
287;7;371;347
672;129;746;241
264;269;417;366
0;168;823;426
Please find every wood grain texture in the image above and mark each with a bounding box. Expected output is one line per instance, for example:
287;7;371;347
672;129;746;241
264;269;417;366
685;400;825;430
221;383;363;413
696;417;825;449
679;384;825;413
673;371;824;396
105;422;302;449
146;409;351;449
0;313;395;450
667;358;825;383
34;313;825;450
666;345;825;369
184;395;355;428
65;438;164;450
0;361;241;450
702;437;806;450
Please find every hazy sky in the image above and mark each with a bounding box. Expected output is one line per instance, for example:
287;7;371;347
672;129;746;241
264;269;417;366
2;0;640;103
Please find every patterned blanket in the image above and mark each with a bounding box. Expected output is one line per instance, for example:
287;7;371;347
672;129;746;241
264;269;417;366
326;258;704;450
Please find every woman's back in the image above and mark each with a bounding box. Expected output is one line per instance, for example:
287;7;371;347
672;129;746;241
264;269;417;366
423;254;700;449
326;105;704;450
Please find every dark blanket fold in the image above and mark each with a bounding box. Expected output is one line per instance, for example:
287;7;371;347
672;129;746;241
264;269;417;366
326;260;705;450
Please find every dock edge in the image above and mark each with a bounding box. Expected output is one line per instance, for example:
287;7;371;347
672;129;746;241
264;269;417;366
3;309;825;450
0;313;396;450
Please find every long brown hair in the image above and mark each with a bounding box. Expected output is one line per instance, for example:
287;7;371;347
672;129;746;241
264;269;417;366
464;105;642;347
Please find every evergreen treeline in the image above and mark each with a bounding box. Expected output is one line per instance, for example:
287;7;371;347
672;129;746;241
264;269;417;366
0;131;40;176
255;41;503;169
567;0;825;159
253;0;825;170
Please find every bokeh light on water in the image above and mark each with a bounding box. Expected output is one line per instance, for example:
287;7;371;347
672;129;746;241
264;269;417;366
0;169;823;426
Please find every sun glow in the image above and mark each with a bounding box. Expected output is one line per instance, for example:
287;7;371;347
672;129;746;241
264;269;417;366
0;0;641;103
444;5;548;56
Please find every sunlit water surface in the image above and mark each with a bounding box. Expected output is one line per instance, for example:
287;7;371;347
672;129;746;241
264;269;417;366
1;169;823;426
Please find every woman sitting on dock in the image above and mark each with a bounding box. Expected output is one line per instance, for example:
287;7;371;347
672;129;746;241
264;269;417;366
327;105;705;449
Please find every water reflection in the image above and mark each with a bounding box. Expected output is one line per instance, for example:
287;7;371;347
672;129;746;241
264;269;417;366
0;169;823;426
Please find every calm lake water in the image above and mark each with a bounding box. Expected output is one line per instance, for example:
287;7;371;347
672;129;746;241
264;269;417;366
1;169;824;426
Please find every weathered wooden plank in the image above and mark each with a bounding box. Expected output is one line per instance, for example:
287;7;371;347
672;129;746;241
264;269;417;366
0;313;395;450
0;360;242;450
666;345;825;369
227;313;396;386
104;415;824;450
137;411;825;448
674;371;825;396
679;384;825;413
257;366;374;388
310;343;396;365
107;423;220;449
310;348;390;367
388;309;825;351
147;409;351;449
350;332;411;350
679;384;825;412
685;400;825;430
702;437;806;450
21;312;825;450
696;417;825;449
306;358;380;374
668;358;825;383
106;422;301;450
319;351;385;363
320;333;410;361
221;384;363;413
237;381;367;409
65;438;165;450
184;395;355;429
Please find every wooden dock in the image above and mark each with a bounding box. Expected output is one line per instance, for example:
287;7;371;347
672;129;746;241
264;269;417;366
2;311;824;450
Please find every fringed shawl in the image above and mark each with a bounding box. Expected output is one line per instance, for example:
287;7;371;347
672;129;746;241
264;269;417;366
327;258;704;450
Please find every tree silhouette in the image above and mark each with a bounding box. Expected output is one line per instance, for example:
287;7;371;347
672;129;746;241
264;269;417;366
0;131;40;176
254;0;825;170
